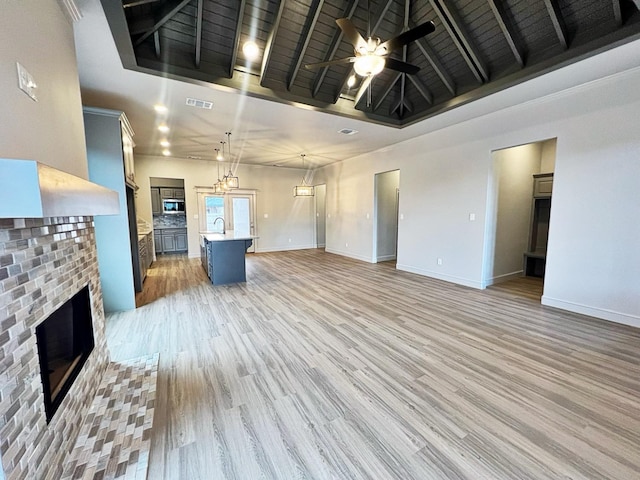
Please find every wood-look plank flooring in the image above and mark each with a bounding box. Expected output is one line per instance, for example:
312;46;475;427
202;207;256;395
107;250;640;480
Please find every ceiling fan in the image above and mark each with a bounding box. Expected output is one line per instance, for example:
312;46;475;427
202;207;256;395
305;10;435;105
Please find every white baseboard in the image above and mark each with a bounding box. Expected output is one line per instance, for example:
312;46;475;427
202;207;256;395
376;254;397;263
325;248;374;263
396;263;483;289
482;270;523;288
541;296;640;328
256;244;317;253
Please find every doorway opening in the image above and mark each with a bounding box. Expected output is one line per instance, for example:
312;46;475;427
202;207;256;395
315;184;326;249
374;170;400;264
484;138;556;299
150;177;188;256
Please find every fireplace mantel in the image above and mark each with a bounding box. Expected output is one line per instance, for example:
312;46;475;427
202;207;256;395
0;159;119;218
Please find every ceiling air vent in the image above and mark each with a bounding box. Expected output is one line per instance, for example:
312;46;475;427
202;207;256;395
338;128;358;135
186;97;213;109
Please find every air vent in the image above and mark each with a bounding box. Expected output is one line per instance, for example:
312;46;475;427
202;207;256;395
187;155;203;160
186;97;213;109
338;128;358;135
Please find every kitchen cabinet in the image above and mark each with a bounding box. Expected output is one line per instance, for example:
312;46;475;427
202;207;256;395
151;187;161;214
160;188;184;199
155;228;187;254
524;173;553;278
138;232;153;282
84;107;139;311
154;232;162;253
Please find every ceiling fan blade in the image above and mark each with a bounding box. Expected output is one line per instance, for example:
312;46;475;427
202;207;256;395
354;75;373;105
384;58;420;75
378;21;435;53
305;57;356;70
336;18;367;51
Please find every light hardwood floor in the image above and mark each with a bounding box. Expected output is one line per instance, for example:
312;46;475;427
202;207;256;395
106;250;640;480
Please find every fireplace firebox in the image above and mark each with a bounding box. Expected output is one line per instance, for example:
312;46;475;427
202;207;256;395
36;285;95;422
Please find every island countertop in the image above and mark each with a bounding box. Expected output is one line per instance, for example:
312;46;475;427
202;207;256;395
201;231;258;242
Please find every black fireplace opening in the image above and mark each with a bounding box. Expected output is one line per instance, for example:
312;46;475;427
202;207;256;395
35;285;95;423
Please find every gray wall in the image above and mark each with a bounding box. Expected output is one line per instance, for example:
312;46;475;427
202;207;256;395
135;155;315;256
313;41;640;327
0;0;88;178
375;170;399;262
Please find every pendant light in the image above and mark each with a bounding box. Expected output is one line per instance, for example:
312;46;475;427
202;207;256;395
214;143;226;194
293;154;314;197
224;131;239;189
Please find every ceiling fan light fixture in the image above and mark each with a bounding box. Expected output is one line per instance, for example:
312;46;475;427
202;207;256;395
347;74;356;88
242;40;260;61
353;54;385;77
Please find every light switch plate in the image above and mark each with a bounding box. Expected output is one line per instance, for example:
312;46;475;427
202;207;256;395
17;63;38;101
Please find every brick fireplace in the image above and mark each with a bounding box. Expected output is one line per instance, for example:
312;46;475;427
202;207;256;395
0;216;110;479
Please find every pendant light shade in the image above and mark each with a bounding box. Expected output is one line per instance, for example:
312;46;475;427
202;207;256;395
294;154;314;197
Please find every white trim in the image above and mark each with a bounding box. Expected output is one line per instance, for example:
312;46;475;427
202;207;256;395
482;270;524;288
376;254;397;263
396;264;483;289
256;244;317;253
541;296;640;328
325;248;374;263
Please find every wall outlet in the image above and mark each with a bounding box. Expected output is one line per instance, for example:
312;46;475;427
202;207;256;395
345;243;349;248
437;258;443;265
469;213;476;221
366;213;370;219
264;213;269;218
400;213;404;220
288;238;291;243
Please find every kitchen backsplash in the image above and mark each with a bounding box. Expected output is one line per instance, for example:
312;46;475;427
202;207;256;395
153;213;187;228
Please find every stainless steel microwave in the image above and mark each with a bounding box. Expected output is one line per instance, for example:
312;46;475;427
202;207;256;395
162;199;185;214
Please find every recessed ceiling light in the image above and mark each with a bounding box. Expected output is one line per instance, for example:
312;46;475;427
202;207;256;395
242;40;259;61
158;124;169;133
338;128;358;135
162;149;171;156
154;104;168;113
160;140;170;147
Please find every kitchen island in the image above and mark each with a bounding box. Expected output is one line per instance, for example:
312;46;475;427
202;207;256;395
200;232;257;285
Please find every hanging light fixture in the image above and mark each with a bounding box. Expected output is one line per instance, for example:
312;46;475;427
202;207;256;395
224;131;239;189
214;143;226;194
293;154;314;197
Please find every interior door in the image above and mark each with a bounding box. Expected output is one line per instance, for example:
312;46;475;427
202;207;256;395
228;194;256;253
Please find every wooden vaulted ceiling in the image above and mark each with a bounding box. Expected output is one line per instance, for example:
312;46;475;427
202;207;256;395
103;0;640;127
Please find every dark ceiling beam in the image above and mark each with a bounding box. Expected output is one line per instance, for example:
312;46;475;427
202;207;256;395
407;75;433;105
133;0;191;47
390;95;412;117
311;0;359;97
612;0;622;26
195;0;204;68
429;0;489;83
288;0;326;91
334;0;395;103
228;0;247;77
123;0;161;8
410;26;455;96
543;0;569;49
487;0;524;67
153;31;160;58
260;0;286;85
373;73;402;111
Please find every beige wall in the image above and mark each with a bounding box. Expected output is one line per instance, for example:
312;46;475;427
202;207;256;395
134;155;315;256
0;0;88;178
